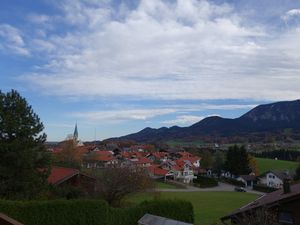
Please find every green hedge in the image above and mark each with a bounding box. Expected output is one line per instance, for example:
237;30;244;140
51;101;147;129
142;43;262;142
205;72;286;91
253;184;278;193
194;176;218;188
221;177;245;187
0;199;194;225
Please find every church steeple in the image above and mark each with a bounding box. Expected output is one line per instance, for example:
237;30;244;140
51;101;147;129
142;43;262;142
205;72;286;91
73;123;78;140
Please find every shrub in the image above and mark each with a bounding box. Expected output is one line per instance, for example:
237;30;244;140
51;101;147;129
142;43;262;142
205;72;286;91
221;177;245;187
194;176;218;188
253;184;278;193
0;199;194;225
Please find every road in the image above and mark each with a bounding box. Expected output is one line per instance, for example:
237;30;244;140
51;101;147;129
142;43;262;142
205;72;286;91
155;182;264;195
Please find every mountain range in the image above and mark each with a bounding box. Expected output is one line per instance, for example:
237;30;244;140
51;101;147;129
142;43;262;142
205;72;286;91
112;100;300;143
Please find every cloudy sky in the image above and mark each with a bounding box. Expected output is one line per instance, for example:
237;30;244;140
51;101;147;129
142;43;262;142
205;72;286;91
1;0;300;141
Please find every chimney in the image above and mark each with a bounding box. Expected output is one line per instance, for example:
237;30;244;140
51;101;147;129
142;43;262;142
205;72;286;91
283;179;291;194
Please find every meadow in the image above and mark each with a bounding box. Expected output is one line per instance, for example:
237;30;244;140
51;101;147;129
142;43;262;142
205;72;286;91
256;157;299;174
128;191;258;225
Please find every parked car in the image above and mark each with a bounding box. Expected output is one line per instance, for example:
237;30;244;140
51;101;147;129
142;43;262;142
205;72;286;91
234;186;246;192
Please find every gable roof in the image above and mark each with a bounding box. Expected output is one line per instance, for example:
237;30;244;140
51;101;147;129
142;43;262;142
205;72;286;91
222;182;300;220
48;166;79;185
147;165;169;176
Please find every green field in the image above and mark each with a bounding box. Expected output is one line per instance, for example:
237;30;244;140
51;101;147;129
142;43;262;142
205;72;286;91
155;181;179;189
166;140;205;147
128;191;258;225
256;157;299;174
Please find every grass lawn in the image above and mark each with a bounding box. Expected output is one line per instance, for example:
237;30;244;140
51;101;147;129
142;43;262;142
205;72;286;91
128;191;258;225
256;157;299;174
155;181;179;189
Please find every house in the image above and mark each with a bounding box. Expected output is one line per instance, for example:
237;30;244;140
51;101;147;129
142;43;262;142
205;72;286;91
259;170;295;189
48;166;96;194
236;175;257;188
130;157;152;167
83;150;118;168
138;214;193;225
146;152;169;162
221;181;300;225
147;165;172;180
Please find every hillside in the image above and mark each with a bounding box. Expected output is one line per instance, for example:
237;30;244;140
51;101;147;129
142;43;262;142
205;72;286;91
112;100;300;143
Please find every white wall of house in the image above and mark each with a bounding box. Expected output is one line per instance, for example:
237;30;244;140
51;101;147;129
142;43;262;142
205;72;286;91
193;160;200;168
265;172;283;188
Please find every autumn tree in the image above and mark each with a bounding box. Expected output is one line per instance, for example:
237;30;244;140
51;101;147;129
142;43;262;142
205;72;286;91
0;90;51;199
224;145;251;176
248;155;259;175
93;166;154;207
56;139;82;168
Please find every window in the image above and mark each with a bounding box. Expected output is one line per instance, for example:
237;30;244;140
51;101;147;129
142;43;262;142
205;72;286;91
279;212;294;225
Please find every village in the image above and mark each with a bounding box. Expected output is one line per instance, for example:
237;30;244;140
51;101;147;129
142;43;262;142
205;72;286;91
46;125;297;195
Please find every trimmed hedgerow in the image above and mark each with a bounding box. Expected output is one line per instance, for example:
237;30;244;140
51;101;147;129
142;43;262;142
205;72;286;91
253;184;278;193
221;177;245;187
194;176;218;188
0;199;194;225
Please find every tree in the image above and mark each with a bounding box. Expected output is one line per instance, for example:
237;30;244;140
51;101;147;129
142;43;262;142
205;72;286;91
0;90;51;199
199;150;213;169
224;145;251;176
212;151;225;176
248;155;259;176
93;166;154;207
56;139;82;168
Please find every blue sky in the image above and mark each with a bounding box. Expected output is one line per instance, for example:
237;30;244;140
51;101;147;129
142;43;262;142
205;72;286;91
1;0;300;141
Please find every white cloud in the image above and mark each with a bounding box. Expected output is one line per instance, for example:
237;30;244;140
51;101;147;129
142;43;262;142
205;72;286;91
0;24;30;56
162;115;205;126
282;9;300;21
16;0;300;101
71;108;177;122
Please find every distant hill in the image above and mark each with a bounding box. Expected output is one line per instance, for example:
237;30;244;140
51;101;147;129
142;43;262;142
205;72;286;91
111;99;300;143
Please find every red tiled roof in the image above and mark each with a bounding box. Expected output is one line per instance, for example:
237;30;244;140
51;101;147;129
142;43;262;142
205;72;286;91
177;152;193;158
147;165;169;176
121;151;131;158
51;147;63;154
134;157;152;164
179;156;201;163
48;166;79;185
92;155;115;162
94;150;113;156
152;152;169;159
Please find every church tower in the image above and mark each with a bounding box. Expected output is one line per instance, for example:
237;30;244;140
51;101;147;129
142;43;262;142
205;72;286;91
73;123;78;141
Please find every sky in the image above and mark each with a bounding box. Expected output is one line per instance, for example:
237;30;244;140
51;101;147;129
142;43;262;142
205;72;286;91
1;0;300;141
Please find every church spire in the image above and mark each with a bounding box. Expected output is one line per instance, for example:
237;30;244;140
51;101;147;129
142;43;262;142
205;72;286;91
73;123;78;140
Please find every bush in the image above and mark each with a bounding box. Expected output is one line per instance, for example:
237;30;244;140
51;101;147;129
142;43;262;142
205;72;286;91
253;184;278;193
194;176;218;188
221;177;245;187
0;199;194;225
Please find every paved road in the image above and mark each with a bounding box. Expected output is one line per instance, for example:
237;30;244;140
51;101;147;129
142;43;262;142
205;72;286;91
156;182;264;195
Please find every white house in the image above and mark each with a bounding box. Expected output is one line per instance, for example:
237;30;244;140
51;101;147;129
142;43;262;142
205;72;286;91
259;170;295;189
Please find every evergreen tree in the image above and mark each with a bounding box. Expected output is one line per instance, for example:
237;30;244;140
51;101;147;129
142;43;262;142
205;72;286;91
224;145;251;176
0;90;51;199
212;151;225;176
